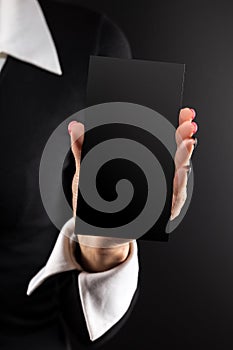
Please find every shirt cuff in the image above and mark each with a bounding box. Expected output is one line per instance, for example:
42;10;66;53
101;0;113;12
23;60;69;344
26;217;139;341
78;239;139;341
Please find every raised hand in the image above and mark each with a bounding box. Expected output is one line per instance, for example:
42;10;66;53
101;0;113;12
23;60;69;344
170;107;198;220
68;121;130;272
67;108;198;271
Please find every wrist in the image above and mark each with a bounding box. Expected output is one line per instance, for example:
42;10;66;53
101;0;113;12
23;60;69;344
79;243;130;272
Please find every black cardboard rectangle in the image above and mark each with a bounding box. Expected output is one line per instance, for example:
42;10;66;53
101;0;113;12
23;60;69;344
75;56;185;242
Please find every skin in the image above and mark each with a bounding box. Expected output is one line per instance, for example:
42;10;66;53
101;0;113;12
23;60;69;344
68;107;198;272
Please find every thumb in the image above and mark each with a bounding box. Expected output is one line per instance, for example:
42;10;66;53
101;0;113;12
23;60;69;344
68;121;85;163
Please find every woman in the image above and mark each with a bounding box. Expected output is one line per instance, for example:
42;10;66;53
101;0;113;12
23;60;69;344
0;0;197;349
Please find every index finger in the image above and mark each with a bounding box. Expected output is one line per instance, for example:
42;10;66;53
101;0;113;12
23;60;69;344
179;107;196;125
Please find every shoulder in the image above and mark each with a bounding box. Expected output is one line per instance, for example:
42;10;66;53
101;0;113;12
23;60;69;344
39;1;131;58
39;1;104;28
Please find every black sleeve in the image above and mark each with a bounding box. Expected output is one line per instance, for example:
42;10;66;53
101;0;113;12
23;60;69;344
96;14;132;59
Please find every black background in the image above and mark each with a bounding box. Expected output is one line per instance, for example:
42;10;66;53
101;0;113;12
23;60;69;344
59;0;233;348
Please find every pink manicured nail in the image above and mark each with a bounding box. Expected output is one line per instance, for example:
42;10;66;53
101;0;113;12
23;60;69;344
190;108;196;119
191;121;198;134
68;121;78;134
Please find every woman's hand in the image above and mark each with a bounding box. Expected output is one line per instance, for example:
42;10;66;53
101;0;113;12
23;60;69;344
67;107;198;270
170;107;198;220
68;121;130;272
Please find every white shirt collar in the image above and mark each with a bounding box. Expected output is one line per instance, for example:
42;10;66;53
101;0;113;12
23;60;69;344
0;0;62;75
27;217;139;341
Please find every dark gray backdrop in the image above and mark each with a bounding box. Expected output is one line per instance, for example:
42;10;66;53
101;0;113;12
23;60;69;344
57;0;233;348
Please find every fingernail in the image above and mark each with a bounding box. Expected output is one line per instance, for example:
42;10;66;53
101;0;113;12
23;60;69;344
68;121;78;134
190;108;196;119
191;121;198;134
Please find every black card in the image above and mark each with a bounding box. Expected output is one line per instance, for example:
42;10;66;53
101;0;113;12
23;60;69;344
75;56;185;242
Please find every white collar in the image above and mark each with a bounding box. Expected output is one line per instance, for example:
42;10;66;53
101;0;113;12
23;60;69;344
0;0;62;75
27;217;139;341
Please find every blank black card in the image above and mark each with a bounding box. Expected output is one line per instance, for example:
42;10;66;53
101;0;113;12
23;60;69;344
75;56;185;242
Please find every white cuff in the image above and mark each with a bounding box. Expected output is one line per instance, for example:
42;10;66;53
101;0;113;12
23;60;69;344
27;218;139;341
